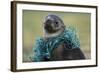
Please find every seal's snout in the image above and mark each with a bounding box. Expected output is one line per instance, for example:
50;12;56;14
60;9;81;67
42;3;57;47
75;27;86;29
44;19;52;28
45;19;52;25
44;19;53;32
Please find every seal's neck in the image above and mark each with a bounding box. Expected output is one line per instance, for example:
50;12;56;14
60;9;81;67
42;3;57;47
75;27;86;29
44;27;65;39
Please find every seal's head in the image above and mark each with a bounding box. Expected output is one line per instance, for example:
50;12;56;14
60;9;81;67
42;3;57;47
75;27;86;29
44;14;65;38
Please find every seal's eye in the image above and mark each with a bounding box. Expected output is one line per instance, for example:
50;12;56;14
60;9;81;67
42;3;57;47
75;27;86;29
55;21;58;24
54;21;59;27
